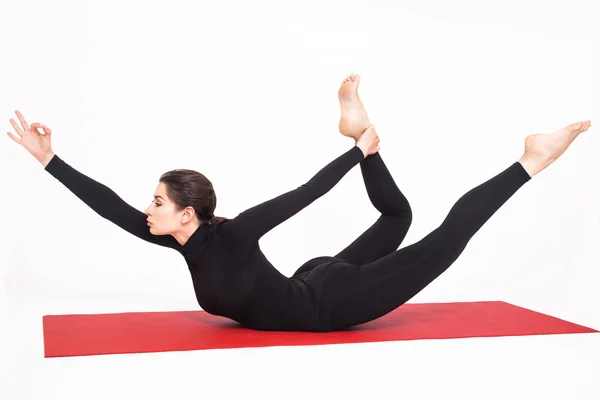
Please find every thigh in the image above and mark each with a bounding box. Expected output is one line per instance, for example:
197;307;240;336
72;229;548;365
334;213;412;265
322;226;463;330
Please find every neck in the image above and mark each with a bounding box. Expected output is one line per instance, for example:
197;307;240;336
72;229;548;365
173;220;202;246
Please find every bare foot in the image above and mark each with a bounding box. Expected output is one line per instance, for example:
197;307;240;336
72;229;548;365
519;120;592;178
338;74;371;142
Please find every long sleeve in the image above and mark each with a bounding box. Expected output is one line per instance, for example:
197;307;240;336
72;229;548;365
44;154;180;250
223;145;365;247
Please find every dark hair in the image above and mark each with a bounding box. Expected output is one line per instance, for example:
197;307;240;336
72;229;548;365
159;169;228;225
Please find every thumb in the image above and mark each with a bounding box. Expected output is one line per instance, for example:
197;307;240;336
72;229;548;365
30;122;44;133
41;124;52;136
31;123;52;137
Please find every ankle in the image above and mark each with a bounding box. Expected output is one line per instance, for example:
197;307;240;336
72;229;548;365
518;153;549;178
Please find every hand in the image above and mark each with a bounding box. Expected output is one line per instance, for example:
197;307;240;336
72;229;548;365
355;124;380;157
7;110;55;167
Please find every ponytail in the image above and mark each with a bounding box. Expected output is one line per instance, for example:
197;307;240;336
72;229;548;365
205;215;229;225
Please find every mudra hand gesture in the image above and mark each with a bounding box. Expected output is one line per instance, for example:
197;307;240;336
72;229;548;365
7;110;55;167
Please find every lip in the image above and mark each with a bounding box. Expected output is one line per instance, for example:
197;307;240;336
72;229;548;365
147;221;152;225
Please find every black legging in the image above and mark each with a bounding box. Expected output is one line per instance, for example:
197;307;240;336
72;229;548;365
291;152;531;331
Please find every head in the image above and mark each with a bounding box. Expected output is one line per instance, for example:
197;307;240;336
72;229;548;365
144;169;228;235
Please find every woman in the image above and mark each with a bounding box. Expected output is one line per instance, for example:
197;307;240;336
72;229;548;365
7;74;591;332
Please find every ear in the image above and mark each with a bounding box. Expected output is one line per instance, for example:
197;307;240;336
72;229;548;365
181;206;196;223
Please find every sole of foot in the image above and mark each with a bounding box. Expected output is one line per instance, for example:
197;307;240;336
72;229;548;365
519;120;592;178
338;73;371;142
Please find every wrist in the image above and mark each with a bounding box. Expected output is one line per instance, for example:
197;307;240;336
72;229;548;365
355;144;367;158
38;151;55;168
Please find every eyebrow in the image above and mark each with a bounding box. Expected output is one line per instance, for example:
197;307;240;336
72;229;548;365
154;195;164;200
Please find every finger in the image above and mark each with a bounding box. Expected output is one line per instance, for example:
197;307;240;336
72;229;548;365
30;122;43;133
9;118;24;135
15;110;29;132
7;131;22;144
41;124;51;135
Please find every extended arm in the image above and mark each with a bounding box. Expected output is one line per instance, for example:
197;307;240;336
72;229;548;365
223;145;365;246
44;154;180;250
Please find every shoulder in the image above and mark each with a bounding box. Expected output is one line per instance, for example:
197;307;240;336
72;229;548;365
214;219;258;256
213;219;239;240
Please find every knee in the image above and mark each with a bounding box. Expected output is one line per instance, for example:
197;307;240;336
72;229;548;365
380;209;412;241
387;197;412;221
387;207;412;229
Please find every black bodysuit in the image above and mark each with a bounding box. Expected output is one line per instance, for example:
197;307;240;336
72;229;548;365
44;146;531;332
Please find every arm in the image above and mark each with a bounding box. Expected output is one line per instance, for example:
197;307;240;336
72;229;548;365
223;145;365;245
44;154;180;250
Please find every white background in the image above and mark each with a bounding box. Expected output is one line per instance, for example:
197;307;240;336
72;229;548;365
1;0;598;399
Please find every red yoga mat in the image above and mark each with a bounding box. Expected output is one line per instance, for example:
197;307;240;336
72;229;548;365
42;301;597;358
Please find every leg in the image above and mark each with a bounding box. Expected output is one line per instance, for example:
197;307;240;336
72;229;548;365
293;74;410;278
334;151;412;265
336;73;412;264
321;119;592;331
320;160;532;330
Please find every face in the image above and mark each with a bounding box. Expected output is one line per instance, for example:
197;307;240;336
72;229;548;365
144;182;194;235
